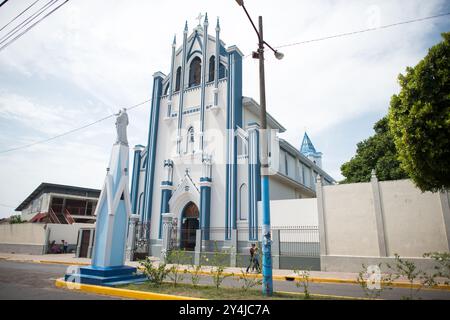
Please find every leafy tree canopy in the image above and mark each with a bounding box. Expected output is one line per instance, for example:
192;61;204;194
9;215;24;224
389;32;450;192
340;117;408;183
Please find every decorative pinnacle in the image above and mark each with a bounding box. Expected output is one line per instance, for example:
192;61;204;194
204;12;208;25
371;169;377;179
172;34;176;47
184;21;188;33
216;17;220;31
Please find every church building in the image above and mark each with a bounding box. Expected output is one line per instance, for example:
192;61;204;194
130;14;335;256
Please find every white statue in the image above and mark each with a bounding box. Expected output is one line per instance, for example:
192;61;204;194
115;108;129;145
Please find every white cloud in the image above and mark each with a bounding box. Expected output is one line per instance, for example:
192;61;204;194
0;0;448;217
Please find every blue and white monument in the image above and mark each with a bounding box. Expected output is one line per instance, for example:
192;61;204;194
65;109;146;286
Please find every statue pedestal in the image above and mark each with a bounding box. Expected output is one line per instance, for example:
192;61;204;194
65;142;146;286
64;265;146;286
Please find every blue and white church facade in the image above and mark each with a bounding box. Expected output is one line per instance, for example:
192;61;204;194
130;15;335;256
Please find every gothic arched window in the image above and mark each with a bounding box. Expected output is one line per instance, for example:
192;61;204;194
164;83;169;96
188;57;202;87
208;56;215;82
175;67;181;92
185;126;195;154
219;63;226;79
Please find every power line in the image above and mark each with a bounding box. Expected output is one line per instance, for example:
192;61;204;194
0;0;41;33
275;12;450;50
0;0;57;45
0;0;68;52
0;99;151;155
0;0;10;8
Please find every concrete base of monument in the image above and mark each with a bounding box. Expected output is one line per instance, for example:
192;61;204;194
65;265;147;286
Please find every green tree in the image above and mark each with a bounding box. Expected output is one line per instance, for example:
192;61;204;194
9;215;24;224
389;32;450;192
340;117;408;183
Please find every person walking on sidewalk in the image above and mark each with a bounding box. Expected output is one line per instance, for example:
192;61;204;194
246;243;256;273
252;246;261;273
62;240;68;254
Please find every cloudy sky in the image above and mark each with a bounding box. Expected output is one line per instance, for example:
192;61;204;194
0;0;449;218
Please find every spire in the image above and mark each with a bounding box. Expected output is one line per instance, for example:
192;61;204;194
300;132;317;155
184;21;188;33
172;34;176;47
216;17;220;32
204;12;208;24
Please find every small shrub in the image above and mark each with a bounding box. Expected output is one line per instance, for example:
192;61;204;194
210;242;233;290
167;249;187;287
294;269;311;299
423;252;450;285
387;254;429;300
139;257;169;286
190;263;203;288
239;269;262;292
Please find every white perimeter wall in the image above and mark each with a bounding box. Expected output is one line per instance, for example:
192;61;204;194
258;198;318;228
321;179;450;258
47;223;94;245
0;223;94;247
380;180;448;256
0;223;46;245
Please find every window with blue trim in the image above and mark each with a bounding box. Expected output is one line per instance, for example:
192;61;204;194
188;57;202;87
185;126;195;154
175;67;181;91
209;56;215;82
219;63;226;79
164;83;169;95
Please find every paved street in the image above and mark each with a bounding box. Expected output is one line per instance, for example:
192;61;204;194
0;260;119;300
1;259;449;300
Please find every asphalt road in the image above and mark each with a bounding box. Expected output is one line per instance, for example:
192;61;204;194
1;260;449;300
0;260;119;300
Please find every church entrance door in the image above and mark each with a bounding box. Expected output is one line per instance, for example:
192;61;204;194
180;202;199;251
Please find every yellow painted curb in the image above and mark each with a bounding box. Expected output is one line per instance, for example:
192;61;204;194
38;260;90;266
276;290;378;300
55;278;204;300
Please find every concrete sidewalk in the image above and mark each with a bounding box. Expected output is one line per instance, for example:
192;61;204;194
2;252;449;290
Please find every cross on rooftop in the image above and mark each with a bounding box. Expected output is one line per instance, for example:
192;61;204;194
196;13;204;26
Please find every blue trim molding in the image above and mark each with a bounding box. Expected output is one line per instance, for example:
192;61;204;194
142;73;164;223
225;46;243;240
200;184;211;240
130;146;143;215
199;14;208;151
158;187;172;239
176;22;189;154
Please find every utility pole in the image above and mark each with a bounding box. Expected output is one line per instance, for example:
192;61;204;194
235;0;284;297
257;15;273;297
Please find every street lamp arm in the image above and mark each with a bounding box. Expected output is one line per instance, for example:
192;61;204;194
238;3;284;59
241;3;262;42
263;41;277;54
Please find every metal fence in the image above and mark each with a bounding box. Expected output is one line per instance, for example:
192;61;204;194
278;226;320;257
134;222;151;256
198;226;320;258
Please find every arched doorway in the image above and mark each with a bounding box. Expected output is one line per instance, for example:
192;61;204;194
180;202;199;251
